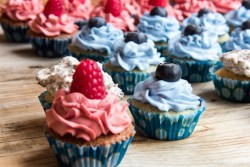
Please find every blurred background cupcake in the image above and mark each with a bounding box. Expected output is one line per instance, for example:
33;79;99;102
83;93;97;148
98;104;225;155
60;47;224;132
167;24;222;82
0;0;43;42
28;0;78;57
129;63;206;140
211;0;241;14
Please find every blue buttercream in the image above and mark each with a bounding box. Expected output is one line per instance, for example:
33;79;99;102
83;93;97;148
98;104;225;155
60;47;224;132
110;39;164;71
133;73;200;112
225;6;250;27
72;24;124;55
224;28;250;51
168;31;222;61
182;12;229;36
137;12;181;42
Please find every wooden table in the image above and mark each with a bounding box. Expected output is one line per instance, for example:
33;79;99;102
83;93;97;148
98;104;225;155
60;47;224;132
0;27;249;167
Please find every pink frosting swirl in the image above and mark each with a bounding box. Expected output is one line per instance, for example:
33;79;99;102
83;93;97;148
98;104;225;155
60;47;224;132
29;13;78;37
46;89;131;141
5;0;43;21
211;0;241;14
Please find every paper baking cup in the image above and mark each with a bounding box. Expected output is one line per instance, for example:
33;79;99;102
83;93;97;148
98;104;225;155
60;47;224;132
0;22;29;43
167;56;215;82
155;44;168;57
38;91;52;112
70;51;111;63
210;64;250;102
45;132;134;167
103;67;150;95
29;36;72;57
128;99;206;140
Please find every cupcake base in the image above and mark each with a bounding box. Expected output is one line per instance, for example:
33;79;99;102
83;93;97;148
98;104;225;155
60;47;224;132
38;91;52;111
155;42;168;57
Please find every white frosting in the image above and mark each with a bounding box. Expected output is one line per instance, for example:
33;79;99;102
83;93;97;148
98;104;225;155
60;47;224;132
37;56;124;99
220;50;250;77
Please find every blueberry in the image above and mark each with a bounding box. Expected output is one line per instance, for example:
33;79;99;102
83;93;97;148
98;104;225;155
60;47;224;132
242;0;250;9
88;17;107;28
155;63;182;82
242;20;250;30
124;32;147;44
150;7;168;17
197;8;211;17
183;24;202;36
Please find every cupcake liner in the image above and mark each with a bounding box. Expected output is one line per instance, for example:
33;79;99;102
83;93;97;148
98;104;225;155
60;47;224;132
210;64;250;102
103;67;150;95
70;51;111;63
128;98;206;141
167;56;215;82
38;91;52;112
155;44;168;57
0;22;29;43
45;132;134;167
29;36;72;57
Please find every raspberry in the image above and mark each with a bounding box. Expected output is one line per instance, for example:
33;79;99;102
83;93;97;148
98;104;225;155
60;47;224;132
104;0;122;17
70;59;107;99
43;0;63;18
149;0;168;7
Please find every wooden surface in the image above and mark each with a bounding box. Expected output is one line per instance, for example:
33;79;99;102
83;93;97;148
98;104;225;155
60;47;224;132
0;27;250;167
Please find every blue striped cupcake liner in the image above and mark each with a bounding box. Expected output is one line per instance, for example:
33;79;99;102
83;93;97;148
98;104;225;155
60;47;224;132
45;132;134;167
167;56;216;82
103;66;150;95
128;98;206;140
155;43;168;57
70;51;111;63
210;64;250;102
0;22;29;43
29;35;73;57
38;91;52;112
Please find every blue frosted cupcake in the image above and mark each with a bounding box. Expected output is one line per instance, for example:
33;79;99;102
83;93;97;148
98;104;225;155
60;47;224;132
137;7;181;56
223;20;250;52
167;24;222;82
103;32;165;95
225;0;250;31
129;63;206;140
210;50;250;102
182;8;230;46
68;17;124;63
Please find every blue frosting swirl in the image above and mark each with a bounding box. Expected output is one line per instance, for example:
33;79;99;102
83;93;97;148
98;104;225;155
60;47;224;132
224;28;250;51
72;24;124;55
133;73;200;112
168;31;222;61
137;13;181;42
110;39;164;71
225;6;250;27
182;12;229;36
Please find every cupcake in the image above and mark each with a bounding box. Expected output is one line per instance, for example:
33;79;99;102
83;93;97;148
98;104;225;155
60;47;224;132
129;63;206;140
0;3;5;17
37;56;124;111
182;8;230;46
225;0;250;31
45;59;135;167
210;50;250;102
28;0;78;57
0;0;43;42
167;24;222;82
223;20;250;52
212;0;241;14
137;7;181;56
68;17;124;62
103;32;164;95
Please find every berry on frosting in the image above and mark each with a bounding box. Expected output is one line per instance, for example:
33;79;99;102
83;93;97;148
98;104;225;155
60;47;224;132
125;32;147;44
104;0;122;17
242;20;250;30
70;59;107;99
155;63;182;82
149;0;168;7
43;0;63;18
88;17;107;28
197;8;211;17
242;0;250;9
150;7;168;17
183;24;202;36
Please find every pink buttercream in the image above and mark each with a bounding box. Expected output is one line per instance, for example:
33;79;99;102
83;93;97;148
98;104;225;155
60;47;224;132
29;13;78;37
5;0;43;21
211;0;241;14
46;89;131;141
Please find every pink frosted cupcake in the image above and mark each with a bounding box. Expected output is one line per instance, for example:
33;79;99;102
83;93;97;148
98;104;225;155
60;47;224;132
211;0;241;14
0;0;43;42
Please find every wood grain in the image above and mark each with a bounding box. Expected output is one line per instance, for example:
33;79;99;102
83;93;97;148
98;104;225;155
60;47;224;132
0;27;249;167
